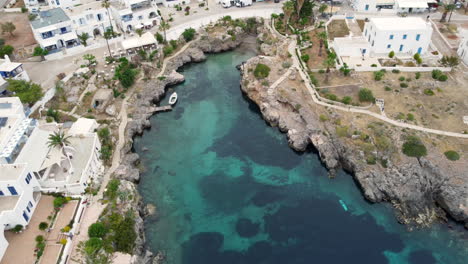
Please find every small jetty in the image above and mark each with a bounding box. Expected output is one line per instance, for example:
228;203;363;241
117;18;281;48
154;105;172;112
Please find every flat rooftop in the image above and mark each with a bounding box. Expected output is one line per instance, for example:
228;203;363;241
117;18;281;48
370;17;430;31
30;8;71;29
15;125;55;172
0;196;20;213
66;0;105;15
0;163;26;181
67;135;96;184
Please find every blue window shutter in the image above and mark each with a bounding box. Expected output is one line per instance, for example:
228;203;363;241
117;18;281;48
399;44;404;51
7;186;18;195
23;211;29;222
403;34;407;39
390;35;393;40
416;34;420;41
0;190;4;196
29;201;33;208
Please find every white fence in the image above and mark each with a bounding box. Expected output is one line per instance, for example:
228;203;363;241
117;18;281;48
354;66;452;72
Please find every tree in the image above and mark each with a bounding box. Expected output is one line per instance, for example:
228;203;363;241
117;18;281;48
39;222;48;230
0;45;14;58
413;53;422;65
253;63;271;79
182;28;196;42
159;20;170;43
301;54;310;62
101;0;114;33
339;63;351;76
115;58;138;88
319;4;328;16
53;196;67;208
33;46;48;60
1;22;16;37
6;80;44;105
440;55;459;67
283;1;295;23
88;222;107;238
440;4;456;22
114;215;137;253
135;28;144;37
78;33;90;47
85;237;103;256
358;88;374;102
83;54;97;66
323;52;336;83
388;51;395;58
47;131;70;149
402;135;427;158
155;32;164;43
317;31;328;57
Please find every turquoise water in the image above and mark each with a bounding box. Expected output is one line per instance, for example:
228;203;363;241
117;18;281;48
134;49;468;264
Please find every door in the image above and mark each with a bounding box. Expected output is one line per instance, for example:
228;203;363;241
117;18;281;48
417;47;422;54
8;186;18;195
409;8;413;13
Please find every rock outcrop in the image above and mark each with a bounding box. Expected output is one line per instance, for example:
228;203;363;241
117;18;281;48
239;49;468;229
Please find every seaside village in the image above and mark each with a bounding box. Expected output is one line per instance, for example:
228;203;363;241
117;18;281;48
0;0;467;263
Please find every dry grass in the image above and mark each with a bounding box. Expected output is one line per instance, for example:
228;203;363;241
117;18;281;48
0;12;37;47
302;29;327;69
327;20;350;39
357;20;365;32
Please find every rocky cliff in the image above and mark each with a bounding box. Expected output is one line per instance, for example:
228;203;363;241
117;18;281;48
239;42;468;229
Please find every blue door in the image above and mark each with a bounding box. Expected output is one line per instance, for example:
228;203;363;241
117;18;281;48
417;47;422;54
7;186;18;195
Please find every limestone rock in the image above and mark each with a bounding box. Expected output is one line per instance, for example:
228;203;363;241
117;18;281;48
105;104;117;116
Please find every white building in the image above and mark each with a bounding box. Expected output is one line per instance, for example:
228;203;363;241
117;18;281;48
0;55;30;83
363;17;433;56
0;163;42;261
66;0;114;39
0;97;35;165
457;29;468;66
110;0;160;32
155;0;190;7
30;8;81;53
351;0;436;13
25;0;81;12
15;118;103;195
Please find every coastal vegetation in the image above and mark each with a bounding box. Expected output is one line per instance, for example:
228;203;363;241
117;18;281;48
6;79;44;105
402;135;427;158
254;63;271;79
444;150;460;161
97;127;113;163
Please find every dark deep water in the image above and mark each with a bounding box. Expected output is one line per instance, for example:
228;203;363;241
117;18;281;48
134;48;468;264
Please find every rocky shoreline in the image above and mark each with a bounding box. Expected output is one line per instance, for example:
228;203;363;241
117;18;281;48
239;27;468;230
112;25;260;263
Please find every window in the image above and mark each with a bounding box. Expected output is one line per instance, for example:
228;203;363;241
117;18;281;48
26;206;31;213
28;201;33;208
399;44;404;51
25;173;32;184
23;211;29;222
0;190;4;196
387;44;391;49
7;186;18;195
389;34;394;40
365;4;369;11
362;49;366;54
417;47;422;54
403;34;407;39
138;15;143;20
372;40;375;46
416;34;421;41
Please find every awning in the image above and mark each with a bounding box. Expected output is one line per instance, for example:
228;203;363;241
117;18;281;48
62;32;78;42
42;38;58;47
38;25;57;33
121;32;157;50
397;0;430;9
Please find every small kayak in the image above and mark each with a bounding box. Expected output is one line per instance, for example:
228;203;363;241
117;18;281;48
339;200;348;211
169;92;178;105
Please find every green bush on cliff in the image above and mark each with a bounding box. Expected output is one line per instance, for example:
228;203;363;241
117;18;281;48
444;150;460;161
253;63;271;79
402;136;427;158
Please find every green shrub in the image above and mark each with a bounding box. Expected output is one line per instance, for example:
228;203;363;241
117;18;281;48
155;32;164;43
373;71;384;81
53;196;67;208
402;136;427;158
400;82;408;88
301;54;310;63
13;225;23;233
423;89;434;96
396;113;405;120
391;69;400;74
325;93;338;101
85;237;103;255
444;150;460;161
114;214;137;253
432;69;442;79
39;222;48;230
388;51;395;58
318;69;325;74
371;64;377;67
182;27;196;42
105;179;120;200
169;40;178;49
6;80;44;105
406;113;415;121
253;63;271;79
366;155;377;165
438;74;448;81
358;88;374;102
384;86;392;91
398;76;405;81
88;222;107;238
415;72;421;79
35;235;44;243
163;45;174;56
341;96;352;105
319;114;329;122
336;126;349;137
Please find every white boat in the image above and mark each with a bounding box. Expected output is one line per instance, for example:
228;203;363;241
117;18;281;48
169;92;178;105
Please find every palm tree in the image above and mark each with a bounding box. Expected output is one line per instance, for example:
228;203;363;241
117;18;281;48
78;33;90;47
159;20;170;43
135;28;144;37
47;131;70;149
440;4;456;22
323;52;336;83
101;0;114;33
317;31;327;57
